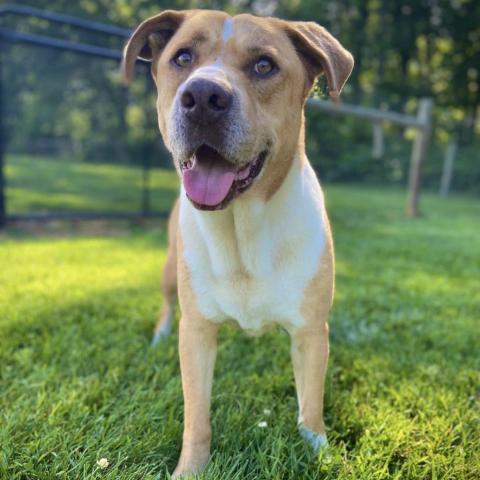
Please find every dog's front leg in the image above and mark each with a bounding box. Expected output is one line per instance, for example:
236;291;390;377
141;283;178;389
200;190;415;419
172;317;218;478
290;322;329;452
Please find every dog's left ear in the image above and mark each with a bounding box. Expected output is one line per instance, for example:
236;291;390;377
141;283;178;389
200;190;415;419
284;21;354;100
122;10;187;83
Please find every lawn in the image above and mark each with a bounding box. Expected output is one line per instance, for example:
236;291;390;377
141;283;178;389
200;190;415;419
0;166;479;478
5;154;178;214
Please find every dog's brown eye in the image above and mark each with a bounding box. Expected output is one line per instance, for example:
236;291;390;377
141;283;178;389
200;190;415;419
254;57;275;76
173;50;193;68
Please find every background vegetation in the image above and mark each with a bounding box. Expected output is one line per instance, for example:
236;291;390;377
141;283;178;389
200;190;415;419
2;0;480;202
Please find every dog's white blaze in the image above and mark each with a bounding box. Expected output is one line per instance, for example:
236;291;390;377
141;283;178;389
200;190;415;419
187;64;227;81
222;18;234;44
179;157;326;333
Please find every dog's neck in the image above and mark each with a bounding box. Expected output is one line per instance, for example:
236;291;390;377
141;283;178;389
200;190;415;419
179;149;324;279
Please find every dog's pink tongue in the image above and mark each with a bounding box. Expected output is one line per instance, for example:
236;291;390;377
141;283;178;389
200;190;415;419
183;148;236;206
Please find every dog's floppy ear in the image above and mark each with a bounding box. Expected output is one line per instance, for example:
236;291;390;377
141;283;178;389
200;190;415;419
122;10;187;83
284;21;354;100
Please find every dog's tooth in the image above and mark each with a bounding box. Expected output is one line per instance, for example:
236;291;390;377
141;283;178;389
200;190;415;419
236;164;251;180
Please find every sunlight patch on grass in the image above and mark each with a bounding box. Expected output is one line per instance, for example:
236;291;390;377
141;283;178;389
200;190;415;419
5;154;179;214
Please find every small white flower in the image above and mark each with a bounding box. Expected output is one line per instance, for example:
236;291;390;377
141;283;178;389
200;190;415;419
257;421;268;428
263;409;271;416
96;458;109;469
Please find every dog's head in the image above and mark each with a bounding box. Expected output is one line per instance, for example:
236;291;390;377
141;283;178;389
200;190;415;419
123;10;353;210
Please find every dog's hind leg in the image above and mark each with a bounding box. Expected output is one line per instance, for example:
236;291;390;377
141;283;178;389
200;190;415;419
152;199;179;346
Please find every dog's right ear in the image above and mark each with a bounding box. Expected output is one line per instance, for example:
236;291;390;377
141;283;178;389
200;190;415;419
122;10;187;84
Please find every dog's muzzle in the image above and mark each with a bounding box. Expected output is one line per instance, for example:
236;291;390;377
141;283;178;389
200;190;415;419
171;75;268;210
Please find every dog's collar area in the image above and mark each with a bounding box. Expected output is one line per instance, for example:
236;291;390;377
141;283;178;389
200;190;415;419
181;145;267;210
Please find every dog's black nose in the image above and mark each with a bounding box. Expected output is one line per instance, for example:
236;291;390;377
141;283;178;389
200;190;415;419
180;79;233;124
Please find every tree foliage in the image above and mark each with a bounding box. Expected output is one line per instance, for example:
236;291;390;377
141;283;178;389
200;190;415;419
2;0;479;191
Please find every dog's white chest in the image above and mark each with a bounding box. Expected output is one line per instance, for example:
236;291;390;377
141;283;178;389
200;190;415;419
179;161;326;333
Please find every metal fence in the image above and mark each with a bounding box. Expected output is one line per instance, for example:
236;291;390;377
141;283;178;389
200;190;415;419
0;4;170;227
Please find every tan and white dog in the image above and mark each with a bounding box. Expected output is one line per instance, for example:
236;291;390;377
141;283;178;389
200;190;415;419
122;9;353;478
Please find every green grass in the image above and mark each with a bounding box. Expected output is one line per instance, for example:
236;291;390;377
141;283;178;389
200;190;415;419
5;154;178;214
1;163;479;478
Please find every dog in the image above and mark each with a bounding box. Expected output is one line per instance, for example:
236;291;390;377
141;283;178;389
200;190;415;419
122;9;353;478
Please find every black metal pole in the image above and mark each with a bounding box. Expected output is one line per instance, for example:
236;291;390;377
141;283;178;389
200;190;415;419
0;42;6;228
0;4;131;38
141;67;153;218
142;144;151;217
0;29;124;61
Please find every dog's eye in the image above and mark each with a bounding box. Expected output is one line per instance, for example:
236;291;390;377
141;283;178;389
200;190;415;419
253;57;276;77
173;50;193;68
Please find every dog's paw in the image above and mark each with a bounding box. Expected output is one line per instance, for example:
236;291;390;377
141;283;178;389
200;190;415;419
171;458;209;479
298;423;328;453
170;441;211;478
171;468;195;479
151;322;172;347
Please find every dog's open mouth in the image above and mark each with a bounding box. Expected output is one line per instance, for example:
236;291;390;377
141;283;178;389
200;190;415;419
181;144;267;210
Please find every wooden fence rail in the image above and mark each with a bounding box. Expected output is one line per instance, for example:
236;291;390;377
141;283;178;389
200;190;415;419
306;97;434;218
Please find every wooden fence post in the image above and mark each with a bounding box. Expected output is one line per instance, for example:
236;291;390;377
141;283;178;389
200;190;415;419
372;120;385;159
406;98;433;218
439;139;458;197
